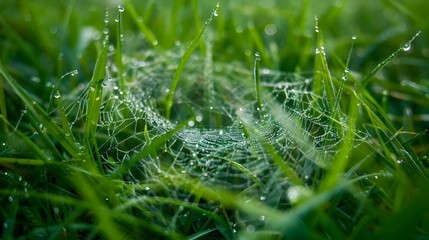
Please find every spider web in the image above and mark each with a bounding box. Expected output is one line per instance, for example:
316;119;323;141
65;48;368;193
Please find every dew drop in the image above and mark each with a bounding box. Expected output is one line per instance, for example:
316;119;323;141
397;158;403;164
54;91;61;99
219;130;224;135
118;5;124;13
246;224;255;233
188;120;195;127
178;206;184;212
254;52;261;60
260;196;266;201
196;115;203;122
264;24;277;35
31;76;41;83
402;43;411;52
352;35;357;40
8;196;13;203
288;187;299;202
213;2;219;16
152;40;158;46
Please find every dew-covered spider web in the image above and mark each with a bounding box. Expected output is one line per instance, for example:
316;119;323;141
65;48;369;194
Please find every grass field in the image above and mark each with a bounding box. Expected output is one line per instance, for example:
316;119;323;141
1;0;429;239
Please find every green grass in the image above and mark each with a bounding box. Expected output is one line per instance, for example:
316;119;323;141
1;0;429;239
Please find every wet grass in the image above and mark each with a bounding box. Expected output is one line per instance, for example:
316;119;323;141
1;0;429;239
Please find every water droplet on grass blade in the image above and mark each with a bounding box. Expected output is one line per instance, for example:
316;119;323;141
188;120;195;127
213;2;219;16
54;91;61;99
315;48;320;54
352;35;357;40
118;5;124;12
402;43;411;52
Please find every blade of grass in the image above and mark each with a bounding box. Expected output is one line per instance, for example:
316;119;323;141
70;172;124;240
123;0;158;48
0;157;46;166
247;22;271;67
313;17;336;112
116;5;125;92
254;52;262;112
84;35;109;173
319;94;358;191
0;16;48;81
333;35;356;116
0;62;80;160
0;75;8;136
356;91;429;183
238;110;303;185
165;2;219;119
1;118;50;162
359;31;421;90
191;0;206;56
213;155;264;187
